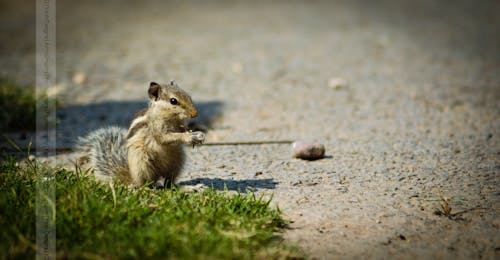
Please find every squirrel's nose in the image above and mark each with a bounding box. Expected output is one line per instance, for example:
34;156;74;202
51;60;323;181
190;110;198;118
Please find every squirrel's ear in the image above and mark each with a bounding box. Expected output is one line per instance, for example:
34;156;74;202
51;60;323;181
170;80;177;86
148;82;160;100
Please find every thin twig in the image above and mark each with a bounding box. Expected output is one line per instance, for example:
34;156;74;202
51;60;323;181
202;140;294;146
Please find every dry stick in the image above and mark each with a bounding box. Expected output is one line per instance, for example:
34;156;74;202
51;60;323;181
202;140;293;146
2;140;295;154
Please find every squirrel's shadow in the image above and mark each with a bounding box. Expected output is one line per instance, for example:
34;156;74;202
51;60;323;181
55;100;223;146
178;178;278;191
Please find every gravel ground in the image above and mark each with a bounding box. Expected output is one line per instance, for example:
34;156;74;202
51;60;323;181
1;0;499;258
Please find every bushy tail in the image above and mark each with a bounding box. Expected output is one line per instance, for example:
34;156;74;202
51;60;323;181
77;126;128;181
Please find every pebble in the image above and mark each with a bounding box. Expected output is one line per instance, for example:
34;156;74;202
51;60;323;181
72;71;87;84
292;140;325;160
231;62;243;74
327;77;347;90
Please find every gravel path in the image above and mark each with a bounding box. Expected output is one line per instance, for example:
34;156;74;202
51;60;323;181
1;0;499;258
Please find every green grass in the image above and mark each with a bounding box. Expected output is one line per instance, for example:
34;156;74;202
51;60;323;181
0;78;37;131
0;157;301;259
0;77;58;132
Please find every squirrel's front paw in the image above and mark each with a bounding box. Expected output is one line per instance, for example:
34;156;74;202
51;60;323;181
187;131;205;145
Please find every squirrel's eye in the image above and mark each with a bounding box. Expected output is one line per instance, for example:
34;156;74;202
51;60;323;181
170;98;178;105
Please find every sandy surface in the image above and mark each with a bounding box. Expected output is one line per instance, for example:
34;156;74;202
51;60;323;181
1;0;499;259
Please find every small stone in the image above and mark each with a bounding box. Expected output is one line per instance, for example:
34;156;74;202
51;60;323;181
337;186;348;193
231;62;243;74
72;71;87;84
292;140;325;160
327;77;347;90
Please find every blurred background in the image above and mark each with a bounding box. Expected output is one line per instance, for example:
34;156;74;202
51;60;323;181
1;0;498;147
0;1;499;258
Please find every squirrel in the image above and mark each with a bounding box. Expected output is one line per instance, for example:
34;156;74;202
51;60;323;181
77;81;206;188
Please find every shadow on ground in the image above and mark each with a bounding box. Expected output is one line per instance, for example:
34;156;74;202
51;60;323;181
0;100;224;153
57;100;224;129
178;177;278;191
56;100;224;145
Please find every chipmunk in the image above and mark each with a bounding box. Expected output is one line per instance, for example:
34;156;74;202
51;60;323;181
77;81;205;187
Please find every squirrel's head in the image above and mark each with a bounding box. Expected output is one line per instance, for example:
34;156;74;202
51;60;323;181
148;81;198;120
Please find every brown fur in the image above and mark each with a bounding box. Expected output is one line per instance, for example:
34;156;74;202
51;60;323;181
115;164;132;184
126;121;147;139
124;81;204;187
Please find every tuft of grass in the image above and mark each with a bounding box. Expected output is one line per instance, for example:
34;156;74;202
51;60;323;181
433;195;496;220
0;158;301;259
0;78;37;131
0;77;59;132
